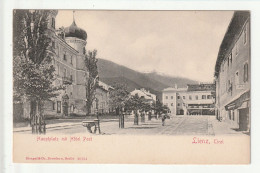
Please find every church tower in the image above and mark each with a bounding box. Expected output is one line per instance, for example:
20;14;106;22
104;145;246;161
64;11;87;55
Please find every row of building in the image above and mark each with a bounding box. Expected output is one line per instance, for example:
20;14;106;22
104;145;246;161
161;11;250;132
214;11;250;131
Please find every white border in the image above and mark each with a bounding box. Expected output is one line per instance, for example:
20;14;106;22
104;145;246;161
2;0;260;173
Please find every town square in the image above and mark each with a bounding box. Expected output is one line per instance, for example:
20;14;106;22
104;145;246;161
13;10;250;136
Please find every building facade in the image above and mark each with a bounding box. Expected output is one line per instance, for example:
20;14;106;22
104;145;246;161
14;10;112;119
130;88;157;104
44;10;88;117
91;81;113;114
162;84;215;116
214;11;250;131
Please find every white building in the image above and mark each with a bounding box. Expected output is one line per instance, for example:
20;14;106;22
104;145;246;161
130;88;156;104
162;84;215;116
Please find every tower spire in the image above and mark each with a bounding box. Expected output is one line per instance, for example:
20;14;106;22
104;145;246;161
73;10;75;23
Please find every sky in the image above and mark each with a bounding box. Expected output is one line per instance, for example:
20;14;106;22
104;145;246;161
56;10;234;82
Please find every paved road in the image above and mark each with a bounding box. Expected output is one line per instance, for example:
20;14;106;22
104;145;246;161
44;116;213;135
15;115;246;135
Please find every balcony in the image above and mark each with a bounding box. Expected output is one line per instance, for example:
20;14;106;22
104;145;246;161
62;76;73;85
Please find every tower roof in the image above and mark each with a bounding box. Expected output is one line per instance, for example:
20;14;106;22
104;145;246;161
64;12;87;41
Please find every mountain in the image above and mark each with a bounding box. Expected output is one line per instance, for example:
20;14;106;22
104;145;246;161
144;72;199;88
97;58;198;100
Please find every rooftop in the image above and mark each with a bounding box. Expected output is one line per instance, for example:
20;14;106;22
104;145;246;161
187;83;215;92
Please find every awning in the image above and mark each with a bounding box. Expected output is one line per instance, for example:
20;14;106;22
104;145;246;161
238;101;249;110
225;90;250;110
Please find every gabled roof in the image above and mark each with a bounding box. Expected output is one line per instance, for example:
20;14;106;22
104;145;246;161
214;11;250;78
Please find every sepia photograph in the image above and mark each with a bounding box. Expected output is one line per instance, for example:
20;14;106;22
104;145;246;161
11;9;251;164
13;10;250;136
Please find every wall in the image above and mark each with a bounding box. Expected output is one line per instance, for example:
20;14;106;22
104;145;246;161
217;20;250;126
162;91;177;115
163;88;214;115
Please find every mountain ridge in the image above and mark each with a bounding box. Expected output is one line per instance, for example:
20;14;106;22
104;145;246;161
97;58;198;100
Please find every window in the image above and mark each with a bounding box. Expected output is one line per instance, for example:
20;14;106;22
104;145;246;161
57;44;60;56
71;56;73;65
177;96;180;99
51;17;55;28
183;103;185;106
57;101;61;113
243;63;249;82
83;47;86;54
171;103;173;106
229;53;232;67
177;103;180;106
171;96;173;99
63;68;67;77
165;96;168;99
228;80;232;96
63;53;67;61
207;95;211;99
189;95;192;100
52;41;55;48
166;103;168;106
235;71;239;85
243;27;247;44
183;96;185;99
52;102;55;110
229;110;232;120
202;95;206;99
226;81;228;92
70;74;73;81
195;95;198;100
235;44;239;56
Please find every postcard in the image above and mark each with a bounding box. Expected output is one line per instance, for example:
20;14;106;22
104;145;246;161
12;9;250;164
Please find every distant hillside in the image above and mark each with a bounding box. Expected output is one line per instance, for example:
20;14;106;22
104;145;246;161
97;59;168;91
97;58;198;100
100;76;162;99
144;72;198;88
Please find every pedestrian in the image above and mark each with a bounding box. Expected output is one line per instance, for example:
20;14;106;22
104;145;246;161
162;114;166;126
